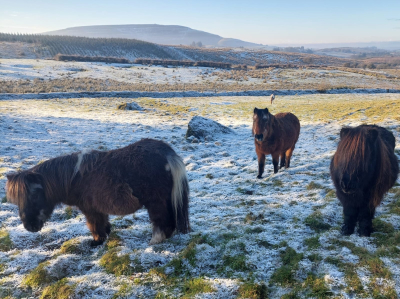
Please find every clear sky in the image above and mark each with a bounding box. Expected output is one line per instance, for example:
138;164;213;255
0;0;399;45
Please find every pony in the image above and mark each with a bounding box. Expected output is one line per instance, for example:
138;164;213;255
270;94;275;104
252;107;300;178
6;139;190;246
330;125;399;236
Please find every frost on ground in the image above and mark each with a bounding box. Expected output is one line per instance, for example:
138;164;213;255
1;59;400;94
0;94;399;298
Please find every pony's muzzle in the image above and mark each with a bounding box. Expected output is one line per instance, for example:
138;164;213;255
24;220;44;232
255;134;263;142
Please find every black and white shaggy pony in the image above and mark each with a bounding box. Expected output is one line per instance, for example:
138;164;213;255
6;139;190;246
330;125;398;236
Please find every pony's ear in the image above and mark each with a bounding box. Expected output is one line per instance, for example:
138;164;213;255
6;173;16;181
264;108;269;113
254;108;258;114
340;127;351;139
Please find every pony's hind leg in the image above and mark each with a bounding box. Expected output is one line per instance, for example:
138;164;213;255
147;201;176;245
83;211;110;247
280;152;286;169
285;146;295;168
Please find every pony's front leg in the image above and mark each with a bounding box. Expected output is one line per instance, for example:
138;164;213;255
271;152;279;174
83;211;110;247
357;204;375;237
341;202;358;235
257;153;266;178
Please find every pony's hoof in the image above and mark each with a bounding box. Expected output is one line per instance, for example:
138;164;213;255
257;175;262;179
105;222;112;235
90;240;105;247
340;224;354;236
357;227;372;237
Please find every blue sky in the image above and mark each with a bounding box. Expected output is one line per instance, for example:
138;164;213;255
0;0;399;45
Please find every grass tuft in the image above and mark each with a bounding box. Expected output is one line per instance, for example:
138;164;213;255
111;282;133;299
237;282;268;299
0;230;13;252
306;181;324;190
304;236;320;250
59;238;84;255
106;231;122;250
99;248;134;276
270;247;303;286
40;278;75;299
304;274;332;298
181;278;215;298
22;262;52;288
304;211;331;233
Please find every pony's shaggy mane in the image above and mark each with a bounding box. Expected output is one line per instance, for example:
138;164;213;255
333;127;370;174
333;126;394;207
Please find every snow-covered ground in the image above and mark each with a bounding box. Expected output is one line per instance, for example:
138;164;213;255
1;59;399;93
0;95;399;298
0;59;219;84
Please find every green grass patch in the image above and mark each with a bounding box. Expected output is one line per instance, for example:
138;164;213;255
64;206;76;219
40;278;76;299
325;257;364;295
307;253;322;262
205;173;214;179
369;279;397;299
371;218;400;257
304;236;320;250
304;274;332;298
306;181;324;190
0;230;13;252
1;196;7;203
388;188;400;215
111;282;133;299
281;290;301;299
237;282;268;299
106;231;122;250
59;238;84;255
99;248;135;276
222;253;249;272
270;247;303;286
181;278;215;298
325;189;336;199
22;261;53;288
273;179;283;187
372;218;395;234
304;211;331;233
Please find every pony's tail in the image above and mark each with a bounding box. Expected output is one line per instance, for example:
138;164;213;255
167;154;190;234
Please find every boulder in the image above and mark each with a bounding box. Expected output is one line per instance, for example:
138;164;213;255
117;102;143;111
186;116;233;140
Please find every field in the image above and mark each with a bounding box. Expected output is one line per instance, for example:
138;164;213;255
1;59;400;95
0;92;400;299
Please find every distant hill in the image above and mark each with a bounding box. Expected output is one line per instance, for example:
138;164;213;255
43;24;264;48
277;41;400;51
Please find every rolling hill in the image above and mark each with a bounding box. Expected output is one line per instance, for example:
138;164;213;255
43;24;264;48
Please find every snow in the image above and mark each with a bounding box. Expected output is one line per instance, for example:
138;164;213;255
0;86;399;296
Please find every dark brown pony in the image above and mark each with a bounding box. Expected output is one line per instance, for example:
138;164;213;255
330;125;398;236
253;108;300;178
6;139;190;246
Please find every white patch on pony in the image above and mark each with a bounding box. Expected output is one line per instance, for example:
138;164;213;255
149;226;166;245
29;183;43;190
165;164;171;171
73;149;91;177
38;209;47;222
